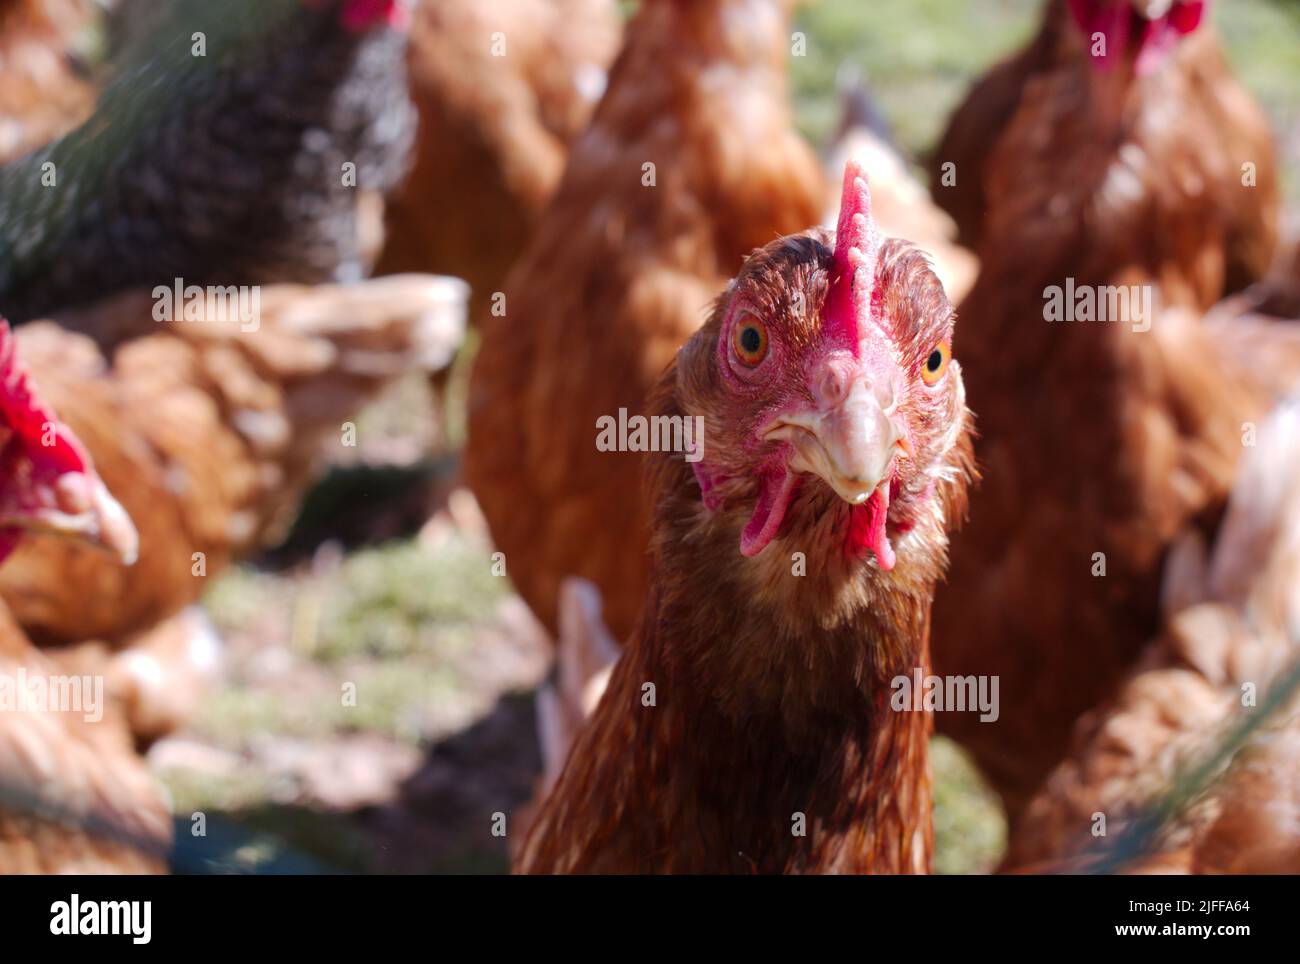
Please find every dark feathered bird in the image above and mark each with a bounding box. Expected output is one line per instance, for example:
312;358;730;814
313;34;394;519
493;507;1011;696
0;0;414;329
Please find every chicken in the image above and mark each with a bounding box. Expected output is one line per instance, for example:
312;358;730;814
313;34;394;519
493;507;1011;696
377;0;621;317
0;0;100;165
929;0;1278;301
0;276;465;725
467;0;827;642
928;1;1290;825
0;0;415;326
1008;397;1300;873
0;319;169;873
517;162;975;873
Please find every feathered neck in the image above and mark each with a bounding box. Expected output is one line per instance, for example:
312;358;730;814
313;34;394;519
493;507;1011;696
517;422;948;874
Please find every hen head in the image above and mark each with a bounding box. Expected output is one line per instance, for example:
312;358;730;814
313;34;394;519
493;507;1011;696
678;160;970;586
1067;0;1206;74
306;0;411;33
0;321;137;566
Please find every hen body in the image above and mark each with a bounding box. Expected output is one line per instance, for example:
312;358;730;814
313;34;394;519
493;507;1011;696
1009;398;1300;872
466;0;826;641
0;277;464;742
930;4;1289;823
0;0;414;325
0;277;463;647
929;0;1277;299
377;0;621;317
0;322;169;873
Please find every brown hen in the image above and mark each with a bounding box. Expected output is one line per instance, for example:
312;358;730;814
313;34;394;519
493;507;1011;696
518;163;975;873
377;0;621;316
467;0;826;642
0;320;169;873
0;277;465;739
929;1;1289;825
929;0;1278;300
1008;398;1300;873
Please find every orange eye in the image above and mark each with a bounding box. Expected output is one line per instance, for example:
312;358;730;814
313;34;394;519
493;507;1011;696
922;342;951;386
732;316;769;367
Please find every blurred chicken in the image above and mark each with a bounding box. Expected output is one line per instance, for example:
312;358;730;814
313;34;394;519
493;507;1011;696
0;276;465;739
467;0;826;641
0;0;100;165
0;0;414;325
1009;398;1300;873
929;0;1278;300
929;0;1290;824
0;319;169;873
377;0;621;318
828;76;978;305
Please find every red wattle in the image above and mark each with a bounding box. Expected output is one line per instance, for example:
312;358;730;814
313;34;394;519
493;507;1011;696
847;484;895;571
740;466;798;558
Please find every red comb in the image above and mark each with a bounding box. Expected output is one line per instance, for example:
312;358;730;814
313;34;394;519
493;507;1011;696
827;159;882;348
0;319;91;477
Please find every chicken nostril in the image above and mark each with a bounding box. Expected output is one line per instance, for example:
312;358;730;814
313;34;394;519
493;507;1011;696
815;354;859;407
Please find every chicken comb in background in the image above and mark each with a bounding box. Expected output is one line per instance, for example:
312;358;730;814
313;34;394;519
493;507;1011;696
0;0;415;329
1067;0;1206;74
929;0;1276;297
517;158;975;874
467;0;826;643
0;318;137;566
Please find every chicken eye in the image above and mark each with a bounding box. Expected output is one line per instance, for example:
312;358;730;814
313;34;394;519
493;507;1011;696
732;317;769;367
922;342;951;386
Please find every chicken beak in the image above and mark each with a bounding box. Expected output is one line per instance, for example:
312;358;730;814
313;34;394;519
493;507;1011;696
2;472;140;565
763;375;910;505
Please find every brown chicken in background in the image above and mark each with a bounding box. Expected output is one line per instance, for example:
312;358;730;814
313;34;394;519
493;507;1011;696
929;0;1278;299
519;164;975;872
0;320;169;873
377;0;621;317
467;0;826;642
0;276;466;742
1008;398;1300;873
929;0;1290;827
0;0;100;165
